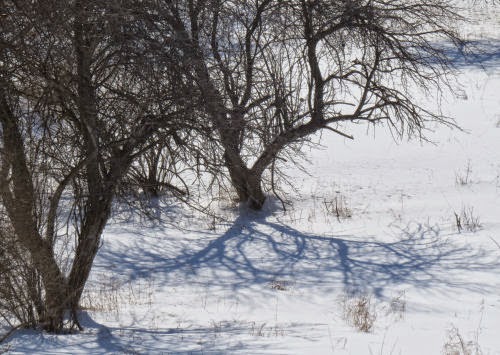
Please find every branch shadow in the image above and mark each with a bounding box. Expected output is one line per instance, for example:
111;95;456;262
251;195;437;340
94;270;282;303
437;39;500;69
5;311;278;354
7;211;499;354
98;212;500;299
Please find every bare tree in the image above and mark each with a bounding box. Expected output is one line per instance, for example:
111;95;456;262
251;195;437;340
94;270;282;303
0;0;191;332
152;0;464;209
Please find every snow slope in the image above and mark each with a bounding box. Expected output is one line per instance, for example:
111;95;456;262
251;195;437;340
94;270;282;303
2;4;500;355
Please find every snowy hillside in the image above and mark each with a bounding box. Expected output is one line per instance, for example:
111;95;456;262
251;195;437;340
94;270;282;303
2;3;500;355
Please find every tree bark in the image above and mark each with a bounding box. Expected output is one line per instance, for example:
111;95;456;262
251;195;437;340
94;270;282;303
66;195;113;313
225;159;265;209
0;90;68;331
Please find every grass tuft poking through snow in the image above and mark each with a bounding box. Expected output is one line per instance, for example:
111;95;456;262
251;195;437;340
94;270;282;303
454;206;482;233
443;325;483;355
342;294;377;333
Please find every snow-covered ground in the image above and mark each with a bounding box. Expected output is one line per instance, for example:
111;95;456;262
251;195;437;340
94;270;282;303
2;4;500;355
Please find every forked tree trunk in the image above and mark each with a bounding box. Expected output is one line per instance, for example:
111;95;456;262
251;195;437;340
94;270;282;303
0;105;120;331
226;160;266;210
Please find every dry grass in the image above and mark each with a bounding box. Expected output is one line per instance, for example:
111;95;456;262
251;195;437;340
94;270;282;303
443;326;482;355
80;273;154;314
455;161;473;186
249;322;285;337
342;294;377;333
454;206;482;233
324;194;352;221
388;291;406;321
269;280;295;291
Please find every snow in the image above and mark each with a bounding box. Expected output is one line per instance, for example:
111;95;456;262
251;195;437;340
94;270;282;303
2;4;500;355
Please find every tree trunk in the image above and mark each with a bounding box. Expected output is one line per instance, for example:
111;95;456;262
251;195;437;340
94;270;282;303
66;196;113;313
245;172;266;210
42;280;68;332
1;89;69;331
225;159;266;210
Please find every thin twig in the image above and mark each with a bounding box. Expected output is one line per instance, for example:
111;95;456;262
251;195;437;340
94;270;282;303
323;126;354;140
489;236;500;250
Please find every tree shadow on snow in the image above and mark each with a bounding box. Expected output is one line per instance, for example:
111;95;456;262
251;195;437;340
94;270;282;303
5;311;277;354
8;209;498;354
98;210;500;299
434;39;500;69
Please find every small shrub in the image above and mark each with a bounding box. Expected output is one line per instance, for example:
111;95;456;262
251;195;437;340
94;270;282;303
342;294;376;333
0;220;44;330
454;206;481;233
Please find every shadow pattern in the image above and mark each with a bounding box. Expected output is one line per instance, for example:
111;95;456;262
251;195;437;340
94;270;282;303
98;213;500;298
